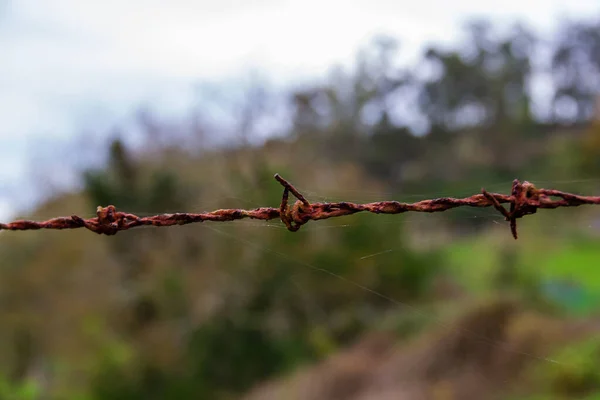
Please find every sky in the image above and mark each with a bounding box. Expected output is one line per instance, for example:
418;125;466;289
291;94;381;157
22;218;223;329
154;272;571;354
1;0;600;221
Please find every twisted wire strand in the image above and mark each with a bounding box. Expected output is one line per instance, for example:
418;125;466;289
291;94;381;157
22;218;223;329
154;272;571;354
1;174;599;239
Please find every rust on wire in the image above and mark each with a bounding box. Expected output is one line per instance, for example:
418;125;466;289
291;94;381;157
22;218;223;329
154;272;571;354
1;174;600;240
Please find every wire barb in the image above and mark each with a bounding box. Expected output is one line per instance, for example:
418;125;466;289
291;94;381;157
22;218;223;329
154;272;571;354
1;175;600;239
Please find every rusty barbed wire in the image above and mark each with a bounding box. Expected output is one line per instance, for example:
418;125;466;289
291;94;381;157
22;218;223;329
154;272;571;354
1;174;600;240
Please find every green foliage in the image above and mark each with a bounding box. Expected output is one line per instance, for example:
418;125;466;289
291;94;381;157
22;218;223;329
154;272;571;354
520;337;600;399
186;317;297;395
0;375;40;400
83;138;187;214
578;122;600;177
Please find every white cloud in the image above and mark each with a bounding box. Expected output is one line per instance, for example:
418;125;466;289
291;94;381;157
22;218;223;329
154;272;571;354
0;196;16;223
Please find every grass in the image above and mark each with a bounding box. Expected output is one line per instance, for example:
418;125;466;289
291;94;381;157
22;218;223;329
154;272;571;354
540;242;600;290
509;337;600;400
443;225;600;316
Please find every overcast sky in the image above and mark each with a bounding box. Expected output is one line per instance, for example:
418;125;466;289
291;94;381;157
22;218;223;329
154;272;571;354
1;0;600;221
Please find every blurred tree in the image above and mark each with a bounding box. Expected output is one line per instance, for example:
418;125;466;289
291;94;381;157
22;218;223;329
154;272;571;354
291;36;409;162
84;137;185;283
577;97;600;175
552;20;600;123
418;21;535;132
83;137;192;397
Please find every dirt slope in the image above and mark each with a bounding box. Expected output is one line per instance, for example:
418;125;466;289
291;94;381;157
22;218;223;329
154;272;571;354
243;299;597;400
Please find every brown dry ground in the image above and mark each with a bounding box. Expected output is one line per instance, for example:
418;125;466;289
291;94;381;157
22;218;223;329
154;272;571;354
243;299;600;400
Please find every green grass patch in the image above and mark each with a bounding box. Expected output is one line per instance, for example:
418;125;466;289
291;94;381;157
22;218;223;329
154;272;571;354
444;231;600;316
510;337;600;400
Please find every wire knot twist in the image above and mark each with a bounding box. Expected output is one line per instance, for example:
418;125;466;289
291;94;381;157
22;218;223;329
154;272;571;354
274;174;312;232
482;179;543;239
72;205;125;235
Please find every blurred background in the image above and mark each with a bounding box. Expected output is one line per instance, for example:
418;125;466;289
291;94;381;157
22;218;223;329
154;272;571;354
2;0;600;399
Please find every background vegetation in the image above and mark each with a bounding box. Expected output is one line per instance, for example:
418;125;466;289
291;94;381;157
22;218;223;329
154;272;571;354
2;16;600;399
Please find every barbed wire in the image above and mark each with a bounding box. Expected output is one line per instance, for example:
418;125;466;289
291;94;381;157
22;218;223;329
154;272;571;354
1;174;599;239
